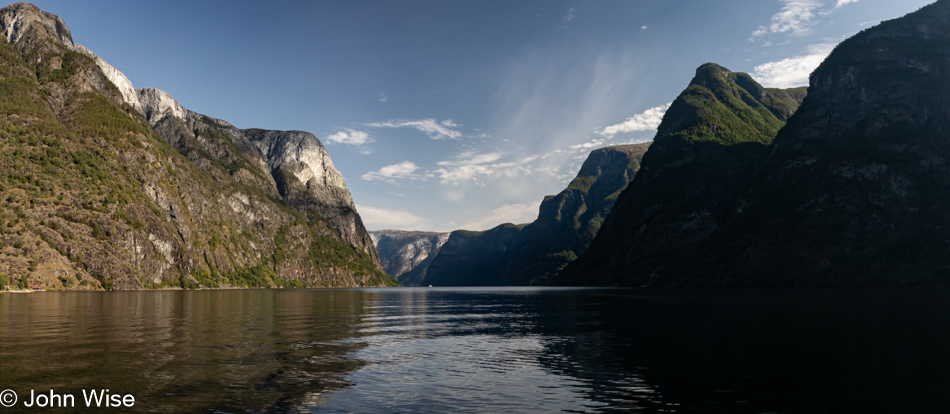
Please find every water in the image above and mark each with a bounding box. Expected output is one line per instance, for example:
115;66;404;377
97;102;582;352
1;288;949;413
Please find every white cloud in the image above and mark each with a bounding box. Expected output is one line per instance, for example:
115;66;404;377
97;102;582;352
458;202;540;231
356;204;426;230
431;151;536;185
822;0;858;14
325;129;374;146
751;0;823;40
753;0;858;40
752;42;836;88
379;92;388;103
366;118;462;140
570;138;607;151
640;25;648;30
598;102;671;138
771;0;822;35
361;161;422;182
436;151;503;167
563;7;575;22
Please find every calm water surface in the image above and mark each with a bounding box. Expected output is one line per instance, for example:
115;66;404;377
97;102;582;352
1;288;949;413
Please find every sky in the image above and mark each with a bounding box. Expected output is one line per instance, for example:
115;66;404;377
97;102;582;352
22;0;934;231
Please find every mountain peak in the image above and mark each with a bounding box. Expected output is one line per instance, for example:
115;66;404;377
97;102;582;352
556;63;807;286
0;3;141;111
695;62;731;77
0;2;73;48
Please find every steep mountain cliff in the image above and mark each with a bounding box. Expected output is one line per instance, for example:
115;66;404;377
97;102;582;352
370;230;449;286
560;1;950;288
683;0;950;287
0;3;393;290
557;64;806;286
421;143;650;286
136;89;381;266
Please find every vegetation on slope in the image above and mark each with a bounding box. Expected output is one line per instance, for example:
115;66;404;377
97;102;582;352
0;6;393;290
556;63;806;286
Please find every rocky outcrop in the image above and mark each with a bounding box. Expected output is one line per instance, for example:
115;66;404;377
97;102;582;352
559;1;950;288
420;143;650;286
0;3;392;289
244;129;381;264
371;230;449;286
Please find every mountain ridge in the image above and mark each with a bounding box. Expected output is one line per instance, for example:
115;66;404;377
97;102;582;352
556;63;806;286
0;2;392;290
559;0;950;288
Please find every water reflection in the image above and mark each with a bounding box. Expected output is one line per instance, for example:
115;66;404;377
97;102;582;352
0;290;372;413
2;288;950;413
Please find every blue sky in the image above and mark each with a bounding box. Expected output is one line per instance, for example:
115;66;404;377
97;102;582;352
24;0;933;231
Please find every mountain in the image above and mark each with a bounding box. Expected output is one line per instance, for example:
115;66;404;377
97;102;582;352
370;230;449;286
556;63;806;286
421;223;526;287
559;1;950;288
0;3;393;290
421;143;650;286
683;1;950;287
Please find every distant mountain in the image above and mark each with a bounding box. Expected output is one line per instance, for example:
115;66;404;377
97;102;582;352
0;3;393;290
421;143;650;286
559;1;950;288
370;230;449;286
556;64;806;286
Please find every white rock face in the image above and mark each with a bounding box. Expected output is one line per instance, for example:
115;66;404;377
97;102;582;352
371;231;450;285
136;88;187;126
0;3;73;47
247;130;354;208
74;44;140;109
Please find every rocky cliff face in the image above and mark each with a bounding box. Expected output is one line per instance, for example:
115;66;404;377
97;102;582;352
559;1;950;288
556;64;806;286
420;143;650;286
135;87;382;266
370;230;449;286
0;3;392;290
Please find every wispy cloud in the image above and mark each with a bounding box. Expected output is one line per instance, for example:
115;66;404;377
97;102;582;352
432;151;537;185
751;0;822;40
365;119;462;140
563;7;575;22
821;0;858;15
356;204;427;230
569;138;607;151
458;202;540;231
378;92;389;103
640;25;648;30
753;0;859;40
752;42;836;88
436;151;503;167
598;102;671;138
325;129;374;146
362;161;423;182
